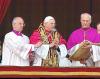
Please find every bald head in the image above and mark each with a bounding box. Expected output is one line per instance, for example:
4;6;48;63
43;16;56;32
80;13;92;28
12;17;25;32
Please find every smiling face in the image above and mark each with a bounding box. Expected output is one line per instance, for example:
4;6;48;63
80;13;91;28
12;17;25;32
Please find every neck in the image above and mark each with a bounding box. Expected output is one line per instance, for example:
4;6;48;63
82;27;91;30
12;30;22;36
13;29;22;32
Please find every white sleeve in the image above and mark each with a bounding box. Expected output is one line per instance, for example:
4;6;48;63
68;44;80;55
58;44;68;58
58;44;71;67
92;45;100;62
35;45;49;59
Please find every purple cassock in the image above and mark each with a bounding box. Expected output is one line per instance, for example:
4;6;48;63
67;27;100;49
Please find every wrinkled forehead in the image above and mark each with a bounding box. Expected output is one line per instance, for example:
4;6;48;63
16;18;24;23
48;19;55;23
13;17;24;24
81;15;91;21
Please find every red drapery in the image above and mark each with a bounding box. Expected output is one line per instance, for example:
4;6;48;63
0;0;11;23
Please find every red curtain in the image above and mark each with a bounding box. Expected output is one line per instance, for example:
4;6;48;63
0;0;11;23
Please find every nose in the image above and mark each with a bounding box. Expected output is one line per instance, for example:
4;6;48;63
84;20;87;23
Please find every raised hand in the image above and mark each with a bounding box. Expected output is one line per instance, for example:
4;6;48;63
80;40;92;49
49;41;55;48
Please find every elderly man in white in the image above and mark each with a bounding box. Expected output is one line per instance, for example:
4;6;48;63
2;17;42;66
30;16;71;67
67;13;100;67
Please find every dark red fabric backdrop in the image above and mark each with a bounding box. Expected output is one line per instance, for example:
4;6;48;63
0;0;11;23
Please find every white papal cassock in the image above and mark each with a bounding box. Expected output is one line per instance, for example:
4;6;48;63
33;44;71;67
1;32;35;66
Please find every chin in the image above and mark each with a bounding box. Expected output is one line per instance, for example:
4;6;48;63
19;30;23;32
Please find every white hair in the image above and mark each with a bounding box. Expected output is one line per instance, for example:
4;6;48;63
44;16;55;23
12;17;23;25
81;13;92;21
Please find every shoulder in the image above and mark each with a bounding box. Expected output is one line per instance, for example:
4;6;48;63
3;32;17;42
4;32;15;38
90;27;96;31
30;29;40;37
32;29;40;34
71;28;81;35
22;34;29;39
22;34;30;43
